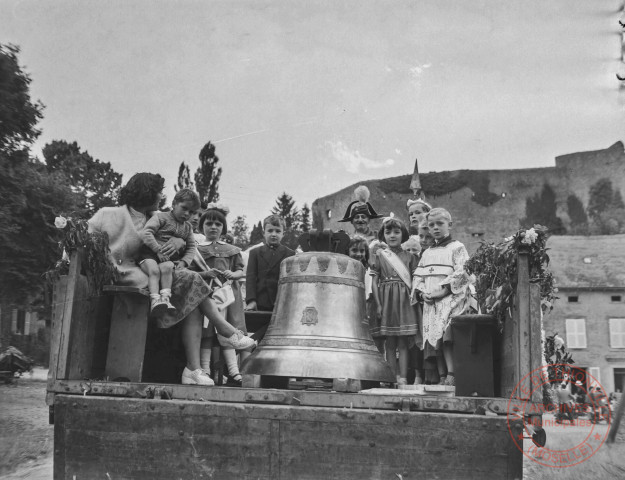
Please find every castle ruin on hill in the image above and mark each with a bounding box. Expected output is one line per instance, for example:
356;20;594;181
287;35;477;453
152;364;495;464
312;141;625;253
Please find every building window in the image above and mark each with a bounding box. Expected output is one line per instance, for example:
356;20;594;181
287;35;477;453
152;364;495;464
568;296;579;303
326;209;331;219
565;318;587;349
16;310;26;335
609;318;625;348
588;367;601;387
611;295;622;303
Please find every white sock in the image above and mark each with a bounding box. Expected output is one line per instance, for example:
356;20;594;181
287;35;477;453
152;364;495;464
159;288;172;301
150;293;160;303
222;348;240;378
200;348;212;373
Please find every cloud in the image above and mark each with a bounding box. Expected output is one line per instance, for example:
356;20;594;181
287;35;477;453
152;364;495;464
326;140;394;174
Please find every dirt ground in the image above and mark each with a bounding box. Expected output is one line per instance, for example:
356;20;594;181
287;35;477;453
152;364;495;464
0;368;53;480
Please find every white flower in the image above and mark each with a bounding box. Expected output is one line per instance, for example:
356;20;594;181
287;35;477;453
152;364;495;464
54;216;68;229
521;228;538;245
554;335;564;350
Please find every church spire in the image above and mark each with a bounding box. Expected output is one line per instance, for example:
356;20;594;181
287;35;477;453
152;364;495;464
410;157;422;197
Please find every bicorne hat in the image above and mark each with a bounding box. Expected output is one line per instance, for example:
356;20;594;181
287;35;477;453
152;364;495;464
337;186;384;222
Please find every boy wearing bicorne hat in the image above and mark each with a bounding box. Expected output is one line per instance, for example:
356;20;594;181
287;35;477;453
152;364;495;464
338;185;385;244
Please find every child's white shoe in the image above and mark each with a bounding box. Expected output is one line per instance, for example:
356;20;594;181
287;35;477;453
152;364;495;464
162;297;177;314
217;330;257;350
181;367;215;386
150;297;168;317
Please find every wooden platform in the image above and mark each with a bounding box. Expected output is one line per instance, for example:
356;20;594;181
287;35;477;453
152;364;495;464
53;393;523;480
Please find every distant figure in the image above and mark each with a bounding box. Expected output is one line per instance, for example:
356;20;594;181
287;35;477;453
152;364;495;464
406;198;432;235
338;185;384;243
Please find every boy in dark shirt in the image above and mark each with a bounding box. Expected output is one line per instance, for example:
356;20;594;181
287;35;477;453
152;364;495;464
245;214;295;340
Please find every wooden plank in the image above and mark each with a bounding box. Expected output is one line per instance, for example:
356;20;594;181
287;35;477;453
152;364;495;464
55;250;82;381
529;283;543;405
54;394;521;479
53;396;66;479
47;276;67;404
105;293;150;381
516;251;531;401
50;379;541;417
66;274;91;379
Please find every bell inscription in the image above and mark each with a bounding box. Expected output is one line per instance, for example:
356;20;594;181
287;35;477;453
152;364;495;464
301;306;319;326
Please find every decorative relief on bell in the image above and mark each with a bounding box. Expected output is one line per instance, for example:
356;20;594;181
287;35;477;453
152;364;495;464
301;306;318;326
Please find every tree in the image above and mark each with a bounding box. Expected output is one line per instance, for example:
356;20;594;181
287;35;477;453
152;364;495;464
0;153;79;348
0;44;43;153
587;178;614;220
231;215;249;249
0;43;60;349
300;203;311;232
566;194;588;235
195;142;222;206
586;179;625;234
175;162;194;192
249;221;264;246
521;184;565;234
43;140;122;217
271;192;300;230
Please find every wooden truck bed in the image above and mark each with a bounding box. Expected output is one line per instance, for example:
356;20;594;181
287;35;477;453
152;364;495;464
53;390;522;480
47;251;541;479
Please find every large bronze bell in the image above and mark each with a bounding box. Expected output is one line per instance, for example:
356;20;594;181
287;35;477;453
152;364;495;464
241;251;395;384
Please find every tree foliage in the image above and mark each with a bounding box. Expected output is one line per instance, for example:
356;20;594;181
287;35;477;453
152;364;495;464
43;140;122;217
521;184;565;235
195;142;222;206
300;203;311;232
0;44;44;152
231;215;249;249
249;221;264;246
0;44;79;314
0;153;79;305
175;162;194;192
271;192;300;230
587;179;625;234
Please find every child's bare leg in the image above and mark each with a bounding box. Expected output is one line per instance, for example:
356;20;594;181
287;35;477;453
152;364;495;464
140;259;160;296
385;336;398;377
443;342;454;384
436;351;447;382
200;336;212;372
158;261;174;290
397;337;410;380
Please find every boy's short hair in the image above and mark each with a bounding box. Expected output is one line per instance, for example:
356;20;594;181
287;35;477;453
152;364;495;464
348;235;370;263
173;188;201;210
200;209;228;234
426;207;452;223
378;217;409;243
263;214;286;230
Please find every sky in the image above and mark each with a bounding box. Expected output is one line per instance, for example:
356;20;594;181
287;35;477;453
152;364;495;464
1;0;624;226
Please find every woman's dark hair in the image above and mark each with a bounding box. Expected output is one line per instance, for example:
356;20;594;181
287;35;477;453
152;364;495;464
378;218;409;243
118;173;165;209
200;209;228;235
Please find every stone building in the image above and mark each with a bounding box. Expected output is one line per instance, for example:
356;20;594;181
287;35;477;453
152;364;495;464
545;235;625;394
312;141;625;253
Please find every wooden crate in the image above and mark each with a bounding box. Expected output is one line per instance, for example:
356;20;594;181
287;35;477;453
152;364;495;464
53;393;523;480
